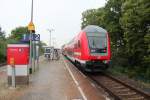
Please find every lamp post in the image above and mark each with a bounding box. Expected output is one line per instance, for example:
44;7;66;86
47;29;54;47
52;37;56;47
31;0;34;22
28;0;35;74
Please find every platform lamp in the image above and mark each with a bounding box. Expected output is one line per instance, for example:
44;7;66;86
47;29;54;47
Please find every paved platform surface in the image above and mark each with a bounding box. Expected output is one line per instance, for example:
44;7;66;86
20;57;82;100
0;57;82;100
0;56;107;100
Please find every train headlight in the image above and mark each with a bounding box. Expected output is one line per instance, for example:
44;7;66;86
103;60;107;64
103;60;110;64
91;49;96;53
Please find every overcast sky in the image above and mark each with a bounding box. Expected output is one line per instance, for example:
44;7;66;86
0;0;106;48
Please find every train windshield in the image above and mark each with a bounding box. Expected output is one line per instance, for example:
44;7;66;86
88;36;107;49
87;33;107;54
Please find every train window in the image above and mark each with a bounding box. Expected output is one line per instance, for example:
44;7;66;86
74;43;77;49
88;36;107;49
78;40;81;48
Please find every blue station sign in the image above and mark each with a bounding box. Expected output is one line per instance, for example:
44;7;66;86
32;34;40;41
21;33;40;42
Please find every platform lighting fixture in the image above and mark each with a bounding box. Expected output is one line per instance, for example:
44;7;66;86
47;29;54;47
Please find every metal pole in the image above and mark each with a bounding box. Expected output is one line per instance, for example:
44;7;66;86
36;41;39;69
33;40;35;72
29;0;34;74
47;29;54;47
50;32;51;47
31;0;34;22
12;65;16;88
31;0;35;72
29;32;32;74
47;29;54;60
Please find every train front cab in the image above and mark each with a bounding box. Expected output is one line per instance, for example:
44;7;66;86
78;26;111;72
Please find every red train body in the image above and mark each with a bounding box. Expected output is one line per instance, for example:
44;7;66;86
63;25;111;72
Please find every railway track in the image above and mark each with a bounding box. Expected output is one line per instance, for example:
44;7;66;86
67;58;150;100
88;73;150;100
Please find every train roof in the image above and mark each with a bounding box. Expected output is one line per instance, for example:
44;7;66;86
83;25;107;33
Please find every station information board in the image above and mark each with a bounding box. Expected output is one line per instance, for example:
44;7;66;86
21;33;40;42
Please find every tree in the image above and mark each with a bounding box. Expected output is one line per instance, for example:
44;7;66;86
103;0;124;47
0;27;5;39
39;41;47;55
81;8;105;29
82;9;99;29
144;33;150;79
144;33;150;65
10;26;29;41
120;0;150;66
0;27;6;62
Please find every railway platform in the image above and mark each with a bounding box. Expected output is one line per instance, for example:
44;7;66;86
0;56;107;100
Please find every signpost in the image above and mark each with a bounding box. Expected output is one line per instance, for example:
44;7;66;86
28;22;41;73
28;22;35;74
35;41;40;70
10;57;16;88
28;0;40;73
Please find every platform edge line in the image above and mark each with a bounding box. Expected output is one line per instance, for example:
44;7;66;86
62;57;87;100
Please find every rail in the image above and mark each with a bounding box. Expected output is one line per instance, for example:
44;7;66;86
89;73;150;100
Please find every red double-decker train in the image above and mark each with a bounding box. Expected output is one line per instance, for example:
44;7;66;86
62;25;111;72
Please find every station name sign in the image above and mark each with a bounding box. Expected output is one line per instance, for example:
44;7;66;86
21;33;40;42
